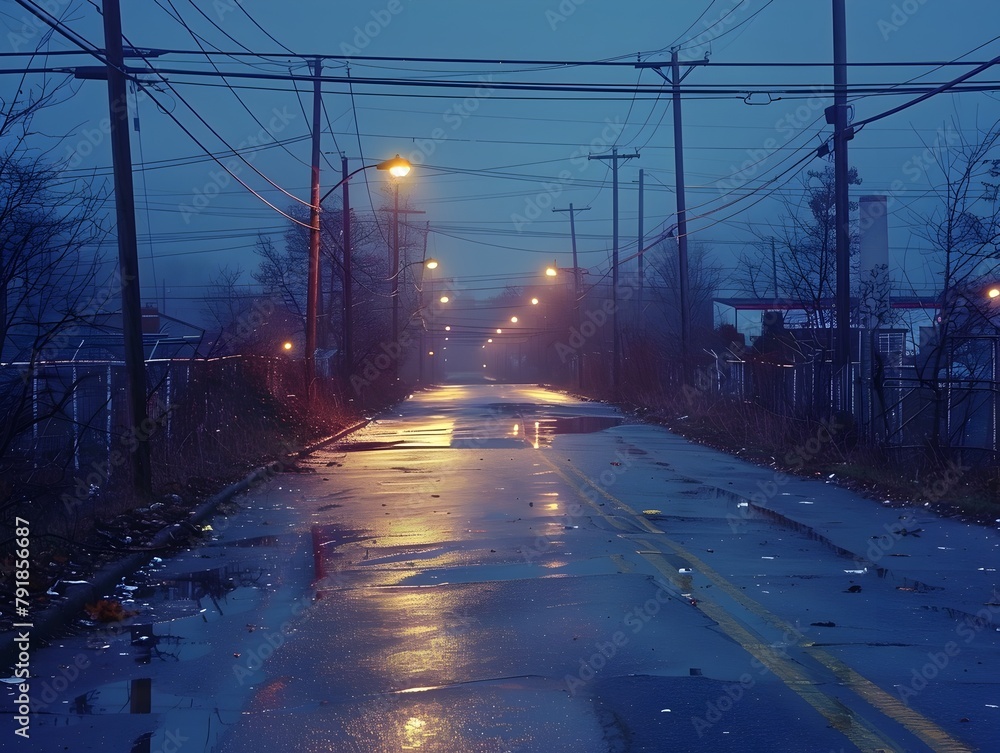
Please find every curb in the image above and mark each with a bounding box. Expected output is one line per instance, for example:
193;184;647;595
1;419;369;670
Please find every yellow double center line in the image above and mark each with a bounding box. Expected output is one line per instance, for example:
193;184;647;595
542;453;972;753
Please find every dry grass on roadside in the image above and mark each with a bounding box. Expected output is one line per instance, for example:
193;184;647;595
623;391;999;524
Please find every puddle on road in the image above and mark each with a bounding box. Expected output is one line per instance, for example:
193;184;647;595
112;565;269;628
65;677;240;753
336;440;405;452
336;408;628;452
129;565;265;603
505;414;628;447
540;416;625;435
394;557;622;586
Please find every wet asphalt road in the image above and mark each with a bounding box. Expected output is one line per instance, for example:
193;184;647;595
13;384;1000;752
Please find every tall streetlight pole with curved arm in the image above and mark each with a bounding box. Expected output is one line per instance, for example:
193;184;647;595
307;154;410;389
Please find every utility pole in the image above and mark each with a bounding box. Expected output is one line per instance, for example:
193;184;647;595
390;185;425;368
771;238;779;299
554;204;590;390
306;57;322;401
589;147;638;393
640;51;708;372
637;168;644;329
832;0;853;415
418;221;430;383
102;0;151;498
341;155;353;381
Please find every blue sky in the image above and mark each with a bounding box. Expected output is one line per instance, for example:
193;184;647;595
3;0;999;324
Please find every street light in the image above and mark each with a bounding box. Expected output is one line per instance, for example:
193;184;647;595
382;154;411;178
545;265;558;277
531;297;539;305
989;287;1000;300
307;154;412;390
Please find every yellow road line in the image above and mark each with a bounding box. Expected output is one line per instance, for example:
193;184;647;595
636;547;901;753
807;648;975;753
544;454;974;753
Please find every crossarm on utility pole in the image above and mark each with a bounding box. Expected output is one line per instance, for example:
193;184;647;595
642;51;709;367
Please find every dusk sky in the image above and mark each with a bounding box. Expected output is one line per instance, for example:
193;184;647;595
4;0;999;325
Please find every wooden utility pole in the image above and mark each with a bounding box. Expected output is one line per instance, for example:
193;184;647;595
305;57;323;401
589;148;638;392
554;204;590;389
670;49;691;362
637;168;644;328
341;156;353;380
102;0;151;498
833;0;853;414
640;52;709;370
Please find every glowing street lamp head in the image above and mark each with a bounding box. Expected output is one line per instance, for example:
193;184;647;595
989;287;1000;300
282;341;293;352
531;297;539;305
487;338;493;343
377;154;411;178
496;328;502;334
510;316;518;323
545;266;557;277
444;326;451;331
425;258;439;270
439;295;450;303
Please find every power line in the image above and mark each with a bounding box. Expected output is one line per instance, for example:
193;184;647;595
159;0;311;169
118;63;1000;97
7;44;1000;70
14;0;315;227
677;0;777;52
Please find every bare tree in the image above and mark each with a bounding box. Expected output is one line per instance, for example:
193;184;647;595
646;238;724;352
1;78;110;501
251;195;419;378
202;265;292;356
738;165;862;328
909;121;1000;460
252;234;306;323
